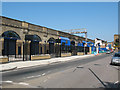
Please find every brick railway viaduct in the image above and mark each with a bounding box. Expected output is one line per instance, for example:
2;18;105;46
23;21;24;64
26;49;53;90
0;16;95;62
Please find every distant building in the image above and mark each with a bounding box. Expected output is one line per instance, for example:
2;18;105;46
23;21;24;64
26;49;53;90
95;38;107;48
107;42;114;50
114;34;120;51
94;38;107;54
114;34;120;43
0;16;95;62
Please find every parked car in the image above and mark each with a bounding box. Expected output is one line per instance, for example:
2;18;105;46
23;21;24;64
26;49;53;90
110;52;120;65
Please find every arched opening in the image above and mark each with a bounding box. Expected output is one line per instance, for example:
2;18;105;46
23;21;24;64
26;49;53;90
77;42;84;52
47;37;56;43
47;37;56;54
25;34;42;41
25;34;42;55
2;31;21;40
70;40;77;55
2;31;21;56
71;41;75;46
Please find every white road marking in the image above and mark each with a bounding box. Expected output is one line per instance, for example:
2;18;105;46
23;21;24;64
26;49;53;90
26;73;46;79
2;80;38;88
26;76;35;79
36;75;41;77
42;73;46;76
2;80;13;83
19;82;29;86
114;81;119;84
26;74;41;79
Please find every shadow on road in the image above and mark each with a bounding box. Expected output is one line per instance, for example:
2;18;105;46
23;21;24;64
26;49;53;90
98;81;120;88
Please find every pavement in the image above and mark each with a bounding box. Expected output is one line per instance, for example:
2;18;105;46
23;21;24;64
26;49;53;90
0;54;96;72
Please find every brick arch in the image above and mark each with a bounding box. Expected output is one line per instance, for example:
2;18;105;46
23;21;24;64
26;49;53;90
1;30;21;39
32;34;42;42
33;34;42;41
71;40;75;46
47;37;56;43
25;34;42;42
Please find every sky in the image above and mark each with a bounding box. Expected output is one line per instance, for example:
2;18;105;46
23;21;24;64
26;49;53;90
2;2;118;42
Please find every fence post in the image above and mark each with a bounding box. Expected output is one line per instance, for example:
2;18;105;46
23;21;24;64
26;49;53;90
23;42;24;61
15;40;16;58
60;44;61;57
7;39;9;62
29;41;31;60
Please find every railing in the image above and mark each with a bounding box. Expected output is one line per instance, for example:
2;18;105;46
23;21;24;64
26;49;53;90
1;39;90;62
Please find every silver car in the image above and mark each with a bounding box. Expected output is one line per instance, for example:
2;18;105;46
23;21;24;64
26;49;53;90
110;52;120;65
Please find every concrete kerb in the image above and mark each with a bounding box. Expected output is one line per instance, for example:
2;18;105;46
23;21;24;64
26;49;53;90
0;65;17;72
0;54;96;72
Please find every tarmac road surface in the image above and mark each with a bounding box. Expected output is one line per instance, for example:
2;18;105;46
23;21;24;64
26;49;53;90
2;54;119;88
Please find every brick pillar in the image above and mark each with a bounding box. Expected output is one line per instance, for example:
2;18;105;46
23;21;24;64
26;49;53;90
16;40;23;55
0;38;4;56
89;47;91;54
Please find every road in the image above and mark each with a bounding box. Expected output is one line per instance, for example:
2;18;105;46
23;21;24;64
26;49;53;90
1;54;120;88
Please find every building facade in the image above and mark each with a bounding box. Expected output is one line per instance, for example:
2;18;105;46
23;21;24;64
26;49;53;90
0;16;94;62
114;34;120;51
114;34;120;44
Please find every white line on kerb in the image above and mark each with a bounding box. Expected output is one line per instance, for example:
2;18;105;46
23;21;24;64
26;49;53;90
26;73;46;79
